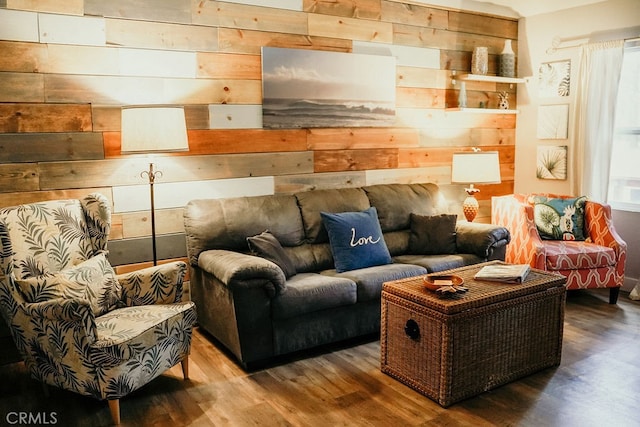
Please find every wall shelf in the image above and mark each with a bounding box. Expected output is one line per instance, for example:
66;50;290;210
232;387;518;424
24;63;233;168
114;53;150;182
456;74;527;84
446;108;519;114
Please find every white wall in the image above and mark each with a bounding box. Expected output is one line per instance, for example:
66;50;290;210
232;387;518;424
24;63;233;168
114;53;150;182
516;0;640;291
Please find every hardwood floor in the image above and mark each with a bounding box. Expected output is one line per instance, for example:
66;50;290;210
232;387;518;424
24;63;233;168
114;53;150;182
1;289;638;427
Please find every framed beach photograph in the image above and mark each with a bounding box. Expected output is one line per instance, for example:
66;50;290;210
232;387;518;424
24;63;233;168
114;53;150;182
537;145;568;180
261;47;396;129
537;104;569;139
538;60;571;97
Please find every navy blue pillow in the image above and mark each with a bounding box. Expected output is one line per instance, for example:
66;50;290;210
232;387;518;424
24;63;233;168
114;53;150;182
320;207;392;273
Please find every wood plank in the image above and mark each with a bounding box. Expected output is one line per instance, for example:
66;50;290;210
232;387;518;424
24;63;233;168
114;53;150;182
0;163;38;193
448;11;518;40
0;72;44;102
197;2;308;35
396;66;448;89
395;107;516;129
112;177;275;213
38;13;106;46
209;105;262;129
44;44;118;75
0;133;104;162
119;48;196;78
38;152;314;189
85;0;191;24
307;128;419;150
0;9;39;42
365;166;450;186
197;53;261;79
303;0;382;20
353;41;440;68
44;75;262;105
93;105;209;132
217;28;351;55
107;233;187;265
308;13;393;43
0;103;92;133
6;0;83;15
397;145;515;168
274;171;366;194
0;188;111;210
121;208;186;238
0;41;47;72
105;18;219;52
396;87;446;109
314;149;398;172
380;0;448;28
415;128;515;147
186;129;308;155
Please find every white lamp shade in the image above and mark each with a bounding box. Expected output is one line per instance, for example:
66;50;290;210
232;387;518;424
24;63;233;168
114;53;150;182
451;151;501;184
121;106;189;153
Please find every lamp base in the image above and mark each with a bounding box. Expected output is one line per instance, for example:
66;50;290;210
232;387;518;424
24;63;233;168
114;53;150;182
462;192;479;222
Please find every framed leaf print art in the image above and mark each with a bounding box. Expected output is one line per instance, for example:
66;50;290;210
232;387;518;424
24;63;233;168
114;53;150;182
538;60;571;97
537;104;569;139
537;146;567;180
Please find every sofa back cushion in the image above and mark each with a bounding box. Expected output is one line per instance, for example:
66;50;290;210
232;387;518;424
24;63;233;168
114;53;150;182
184;195;304;265
295;188;370;244
363;183;444;232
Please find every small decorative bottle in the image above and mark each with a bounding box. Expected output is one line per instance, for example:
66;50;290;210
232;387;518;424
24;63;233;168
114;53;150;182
499;40;515;77
471;47;488;75
458;81;467;108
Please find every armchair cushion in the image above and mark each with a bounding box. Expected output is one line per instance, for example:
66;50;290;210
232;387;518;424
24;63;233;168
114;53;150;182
408;213;457;255
15;253;123;317
532;196;587;241
543;240;617;270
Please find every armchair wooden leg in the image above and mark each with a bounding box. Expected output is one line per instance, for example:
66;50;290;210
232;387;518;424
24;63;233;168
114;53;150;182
108;399;121;425
181;357;190;380
609;287;620;304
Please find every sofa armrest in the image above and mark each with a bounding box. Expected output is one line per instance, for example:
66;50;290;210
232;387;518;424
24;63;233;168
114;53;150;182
198;249;286;297
455;221;510;260
117;261;188;306
492;195;546;268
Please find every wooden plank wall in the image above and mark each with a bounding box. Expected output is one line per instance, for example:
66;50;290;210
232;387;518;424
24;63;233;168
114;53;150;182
0;0;518;271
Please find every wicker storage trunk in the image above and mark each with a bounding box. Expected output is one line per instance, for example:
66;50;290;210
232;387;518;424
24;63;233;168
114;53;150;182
381;262;566;407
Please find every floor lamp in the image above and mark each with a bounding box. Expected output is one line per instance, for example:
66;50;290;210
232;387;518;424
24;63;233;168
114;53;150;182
120;106;189;265
451;150;501;222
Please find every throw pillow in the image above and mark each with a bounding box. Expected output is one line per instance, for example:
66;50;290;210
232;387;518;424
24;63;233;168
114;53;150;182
532;196;587;241
247;231;297;278
320;207;392;273
15;253;123;317
408;213;457;255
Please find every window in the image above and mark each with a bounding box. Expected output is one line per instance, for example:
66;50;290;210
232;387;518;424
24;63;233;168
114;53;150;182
608;40;640;211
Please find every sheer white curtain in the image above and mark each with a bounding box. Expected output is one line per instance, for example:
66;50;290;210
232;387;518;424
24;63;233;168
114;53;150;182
572;40;625;201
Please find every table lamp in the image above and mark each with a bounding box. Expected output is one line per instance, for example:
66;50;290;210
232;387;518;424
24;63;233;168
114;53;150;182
451;150;501;222
121;106;189;265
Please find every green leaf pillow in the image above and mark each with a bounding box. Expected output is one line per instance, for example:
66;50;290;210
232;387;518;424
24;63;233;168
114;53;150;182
533;196;587;241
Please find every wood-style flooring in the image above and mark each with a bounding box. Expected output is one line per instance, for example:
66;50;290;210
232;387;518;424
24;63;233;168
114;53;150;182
0;289;638;427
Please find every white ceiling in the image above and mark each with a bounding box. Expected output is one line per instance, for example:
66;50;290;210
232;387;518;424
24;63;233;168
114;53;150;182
410;0;606;18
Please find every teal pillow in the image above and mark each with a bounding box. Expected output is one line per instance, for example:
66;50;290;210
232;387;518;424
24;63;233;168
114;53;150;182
321;207;392;273
533;196;587;241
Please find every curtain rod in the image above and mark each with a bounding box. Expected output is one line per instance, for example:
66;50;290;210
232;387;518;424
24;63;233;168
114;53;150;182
546;27;640;54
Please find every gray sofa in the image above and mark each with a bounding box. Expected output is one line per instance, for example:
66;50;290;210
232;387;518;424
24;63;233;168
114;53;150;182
184;183;510;369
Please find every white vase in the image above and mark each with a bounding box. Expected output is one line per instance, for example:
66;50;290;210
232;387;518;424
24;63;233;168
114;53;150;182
499;39;515;77
471;47;488;75
458;82;467;108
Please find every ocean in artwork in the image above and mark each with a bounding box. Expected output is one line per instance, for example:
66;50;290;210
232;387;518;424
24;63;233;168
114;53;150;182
263;98;396;128
262;47;396;129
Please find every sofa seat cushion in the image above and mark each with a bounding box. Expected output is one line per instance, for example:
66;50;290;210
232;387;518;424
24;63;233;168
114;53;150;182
322;263;426;302
91;301;196;364
543;241;616;271
272;273;357;320
394;253;484;273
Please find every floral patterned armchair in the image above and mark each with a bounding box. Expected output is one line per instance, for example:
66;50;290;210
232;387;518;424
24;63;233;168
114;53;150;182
0;193;197;424
492;194;627;304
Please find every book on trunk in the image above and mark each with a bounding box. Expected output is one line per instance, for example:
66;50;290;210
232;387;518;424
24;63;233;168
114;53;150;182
474;264;531;283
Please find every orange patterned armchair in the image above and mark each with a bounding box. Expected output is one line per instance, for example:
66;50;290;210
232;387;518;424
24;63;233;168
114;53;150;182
492;194;627;304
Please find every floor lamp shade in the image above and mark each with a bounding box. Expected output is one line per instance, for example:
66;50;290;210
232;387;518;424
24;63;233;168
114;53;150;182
451;151;501;222
121;106;189;153
120;106;189;265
